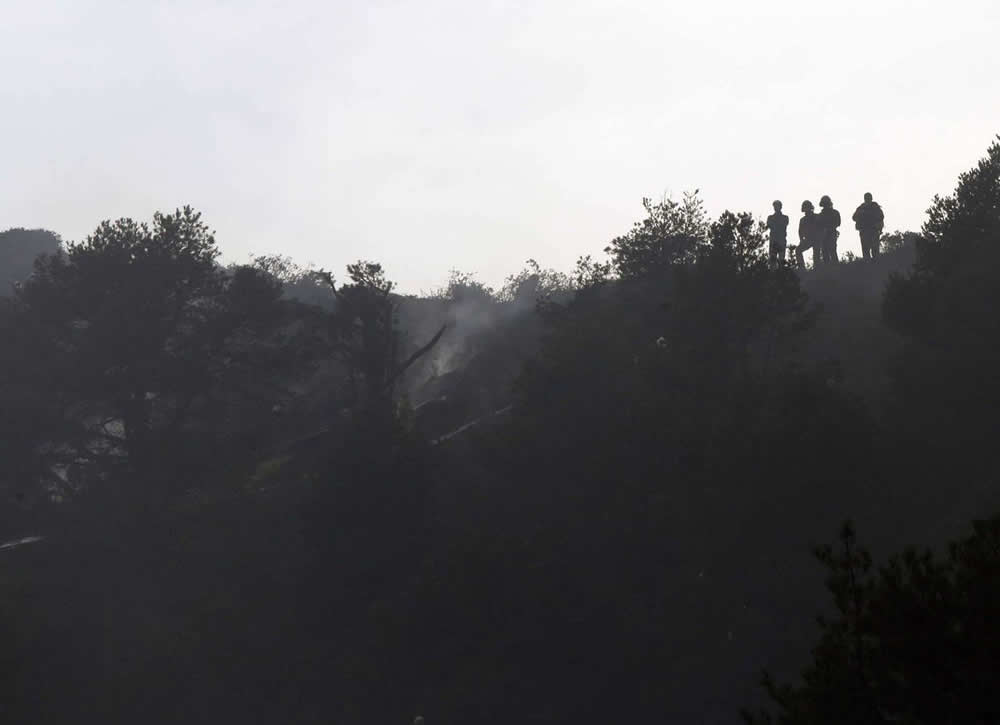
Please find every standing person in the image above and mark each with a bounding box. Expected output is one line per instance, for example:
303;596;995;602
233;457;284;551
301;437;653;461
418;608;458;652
852;192;885;260
796;200;821;269
817;195;841;264
766;200;790;265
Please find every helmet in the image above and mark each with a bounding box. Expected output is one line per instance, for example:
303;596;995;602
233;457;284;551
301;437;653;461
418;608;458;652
773;200;782;210
801;200;814;212
864;192;873;202
819;195;832;208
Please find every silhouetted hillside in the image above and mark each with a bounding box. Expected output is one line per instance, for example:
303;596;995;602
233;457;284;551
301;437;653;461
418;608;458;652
2;140;1000;724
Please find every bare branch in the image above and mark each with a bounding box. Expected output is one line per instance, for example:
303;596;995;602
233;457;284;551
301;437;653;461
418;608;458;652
389;323;447;386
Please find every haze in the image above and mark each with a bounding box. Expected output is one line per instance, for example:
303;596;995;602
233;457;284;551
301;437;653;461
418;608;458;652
2;0;997;291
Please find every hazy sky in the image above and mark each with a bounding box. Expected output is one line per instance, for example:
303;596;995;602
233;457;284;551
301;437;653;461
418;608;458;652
3;0;998;292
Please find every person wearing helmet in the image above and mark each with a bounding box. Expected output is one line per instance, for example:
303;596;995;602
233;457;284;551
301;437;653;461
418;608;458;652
852;192;885;260
766;200;790;265
817;195;841;264
795;200;821;269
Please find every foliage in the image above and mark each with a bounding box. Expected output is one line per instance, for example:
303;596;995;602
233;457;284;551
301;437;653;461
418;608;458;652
496;258;573;304
885;137;1000;341
318;262;398;412
883;137;1000;454
1;207;287;494
603;190;708;277
4;141;1000;725
0;227;62;294
431;269;497;304
571;253;613;289
249;253;334;308
879;230;923;256
519;209;812;439
743;516;1000;725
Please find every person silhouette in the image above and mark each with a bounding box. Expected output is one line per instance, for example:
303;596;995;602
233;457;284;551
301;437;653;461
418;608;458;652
795;200;821;269
817;195;841;264
852;192;885;260
766;200;790;265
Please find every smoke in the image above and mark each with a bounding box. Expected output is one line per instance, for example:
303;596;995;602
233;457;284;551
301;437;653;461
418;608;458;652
399;265;572;394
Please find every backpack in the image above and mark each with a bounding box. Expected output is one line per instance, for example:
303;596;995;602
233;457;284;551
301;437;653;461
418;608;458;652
855;202;883;230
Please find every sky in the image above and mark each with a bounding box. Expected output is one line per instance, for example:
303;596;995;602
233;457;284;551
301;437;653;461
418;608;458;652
2;0;998;292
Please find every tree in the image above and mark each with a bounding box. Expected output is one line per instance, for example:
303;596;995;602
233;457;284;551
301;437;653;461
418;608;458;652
664;210;811;385
0;296;80;502
300;263;444;646
518;208;811;441
743;516;1000;724
432;269;497;305
882;138;1000;456
249;253;334;308
879;230;922;257
497;259;573;305
3;207;286;494
0;227;62;294
317;261;445;418
884;137;1000;340
604;190;708;278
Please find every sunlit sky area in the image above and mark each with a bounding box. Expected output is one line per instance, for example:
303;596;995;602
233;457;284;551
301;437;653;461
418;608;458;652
3;0;998;292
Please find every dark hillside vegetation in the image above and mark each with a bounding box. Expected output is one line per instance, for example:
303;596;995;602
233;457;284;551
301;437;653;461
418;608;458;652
2;139;1000;724
796;242;915;406
0;227;62;294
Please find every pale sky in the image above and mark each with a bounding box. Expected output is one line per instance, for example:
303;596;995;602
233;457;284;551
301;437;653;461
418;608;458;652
2;0;998;292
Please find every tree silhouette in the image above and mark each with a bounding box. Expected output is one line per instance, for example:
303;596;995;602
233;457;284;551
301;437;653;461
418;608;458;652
4;207;286;494
604;190;708;277
0;227;62;294
883;137;1000;456
317;261;445;419
744;517;1000;724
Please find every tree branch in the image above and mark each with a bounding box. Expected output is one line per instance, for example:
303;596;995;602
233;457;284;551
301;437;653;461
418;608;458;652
388;323;447;387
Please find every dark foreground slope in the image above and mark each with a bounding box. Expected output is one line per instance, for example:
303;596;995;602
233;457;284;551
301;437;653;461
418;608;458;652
4;142;1000;724
5;246;993;725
